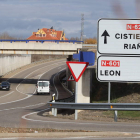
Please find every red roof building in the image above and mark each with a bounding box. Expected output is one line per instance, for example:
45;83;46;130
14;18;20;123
27;27;68;41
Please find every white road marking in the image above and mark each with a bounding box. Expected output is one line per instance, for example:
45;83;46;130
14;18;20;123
61;82;73;96
0;138;17;139
21;107;140;127
130;132;140;134
53;68;66;100
53;73;59;100
0;91;14;99
0;137;139;140
22;108;50;120
58;69;73;96
0;103;45;112
16;61;65;94
65;136;99;139
0;62;65;105
22;108;101;124
64;137;140;140
0;94;32;105
0;138;29;139
6;59;66;81
59;68;66;73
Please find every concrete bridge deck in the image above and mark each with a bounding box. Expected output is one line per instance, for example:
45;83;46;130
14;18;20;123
0;40;82;55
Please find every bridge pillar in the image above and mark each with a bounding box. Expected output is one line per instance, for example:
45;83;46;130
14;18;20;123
66;56;95;103
76;67;92;103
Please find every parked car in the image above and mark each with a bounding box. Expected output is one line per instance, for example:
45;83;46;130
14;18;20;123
36;81;50;95
0;81;10;90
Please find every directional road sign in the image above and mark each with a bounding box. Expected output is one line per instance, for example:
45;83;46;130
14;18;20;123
98;19;140;55
66;61;89;82
97;56;140;82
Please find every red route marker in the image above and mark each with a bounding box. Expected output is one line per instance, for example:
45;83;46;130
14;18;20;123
101;60;120;67
127;24;140;30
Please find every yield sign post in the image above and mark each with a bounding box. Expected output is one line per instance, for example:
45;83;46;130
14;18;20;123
66;61;89;120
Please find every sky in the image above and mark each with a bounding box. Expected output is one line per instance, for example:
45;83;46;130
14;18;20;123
0;0;138;39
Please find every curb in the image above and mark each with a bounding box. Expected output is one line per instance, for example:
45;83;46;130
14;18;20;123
0;132;138;138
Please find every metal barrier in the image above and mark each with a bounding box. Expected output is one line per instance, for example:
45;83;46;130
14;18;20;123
48;102;140;110
47;102;140;121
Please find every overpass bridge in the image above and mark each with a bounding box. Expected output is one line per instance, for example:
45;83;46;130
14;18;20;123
0;40;83;55
0;40;97;107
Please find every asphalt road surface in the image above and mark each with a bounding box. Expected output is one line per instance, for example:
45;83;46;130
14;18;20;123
0;59;69;128
0;59;140;139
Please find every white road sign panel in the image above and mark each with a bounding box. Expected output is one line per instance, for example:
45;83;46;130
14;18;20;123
98;19;140;55
97;56;140;82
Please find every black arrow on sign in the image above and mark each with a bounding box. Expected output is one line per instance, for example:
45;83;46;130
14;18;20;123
101;30;110;44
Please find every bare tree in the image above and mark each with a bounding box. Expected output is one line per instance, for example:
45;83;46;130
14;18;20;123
0;32;17;40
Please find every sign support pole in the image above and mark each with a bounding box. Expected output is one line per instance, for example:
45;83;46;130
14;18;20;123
108;82;111;103
66;61;89;120
75;82;78;120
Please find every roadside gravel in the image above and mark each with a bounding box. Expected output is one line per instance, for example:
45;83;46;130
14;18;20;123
0;127;92;133
45;109;140;123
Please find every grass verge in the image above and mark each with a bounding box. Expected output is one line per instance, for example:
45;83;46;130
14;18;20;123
103;110;140;120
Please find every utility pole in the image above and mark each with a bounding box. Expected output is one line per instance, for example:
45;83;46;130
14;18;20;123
81;14;84;42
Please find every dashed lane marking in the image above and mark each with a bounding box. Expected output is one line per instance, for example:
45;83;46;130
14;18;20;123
16;61;65;94
0;62;65;105
0;103;45;112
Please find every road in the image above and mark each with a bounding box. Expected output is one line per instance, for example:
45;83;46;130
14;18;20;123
0;59;140;139
0;59;70;128
0;137;140;140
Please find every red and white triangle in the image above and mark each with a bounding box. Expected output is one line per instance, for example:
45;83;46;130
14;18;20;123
66;61;89;82
67;75;75;81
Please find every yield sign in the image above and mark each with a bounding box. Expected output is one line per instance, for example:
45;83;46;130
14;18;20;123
67;75;75;81
66;61;89;82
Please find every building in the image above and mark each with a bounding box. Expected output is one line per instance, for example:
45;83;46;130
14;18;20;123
27;27;68;41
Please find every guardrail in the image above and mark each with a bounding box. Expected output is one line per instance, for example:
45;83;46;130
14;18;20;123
48;102;140;110
0;40;83;44
48;102;140;121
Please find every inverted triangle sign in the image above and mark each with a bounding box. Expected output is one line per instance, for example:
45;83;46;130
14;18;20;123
66;61;89;82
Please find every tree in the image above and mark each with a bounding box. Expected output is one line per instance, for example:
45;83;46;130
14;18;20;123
0;32;18;40
69;37;81;41
84;38;97;44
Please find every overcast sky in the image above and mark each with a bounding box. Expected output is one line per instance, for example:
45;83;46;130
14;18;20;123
0;0;138;39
